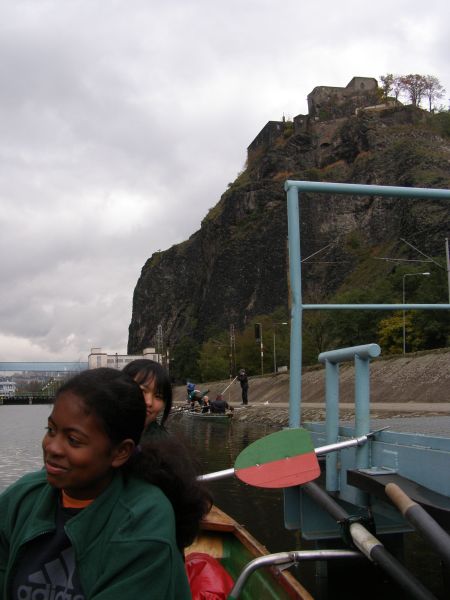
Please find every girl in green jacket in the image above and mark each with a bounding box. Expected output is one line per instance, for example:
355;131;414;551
0;367;211;599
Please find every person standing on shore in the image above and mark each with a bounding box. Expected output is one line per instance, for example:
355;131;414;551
237;369;249;405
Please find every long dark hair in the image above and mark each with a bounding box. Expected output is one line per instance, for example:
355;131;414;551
122;359;172;425
56;368;211;549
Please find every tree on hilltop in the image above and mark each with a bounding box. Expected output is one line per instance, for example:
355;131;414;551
423;75;446;112
379;73;445;111
400;74;427;107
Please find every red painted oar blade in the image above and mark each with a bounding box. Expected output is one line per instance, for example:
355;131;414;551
234;428;320;489
237;451;320;488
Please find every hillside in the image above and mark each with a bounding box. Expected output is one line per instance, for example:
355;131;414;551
128;99;450;363
172;349;450;418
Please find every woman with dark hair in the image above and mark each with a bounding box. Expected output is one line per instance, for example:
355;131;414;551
0;368;211;599
123;359;172;439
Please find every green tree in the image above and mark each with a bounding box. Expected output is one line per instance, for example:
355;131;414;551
198;337;230;382
423;75;446;112
380;74;395;100
170;337;201;383
400;74;427;107
302;311;333;365
377;314;403;354
326;287;386;349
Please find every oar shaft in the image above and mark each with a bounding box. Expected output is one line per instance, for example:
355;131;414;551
221;376;238;395
386;483;450;568
314;435;369;455
198;434;372;482
303;482;437;600
198;467;234;482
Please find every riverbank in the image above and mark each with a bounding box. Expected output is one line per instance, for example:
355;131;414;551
171;349;450;427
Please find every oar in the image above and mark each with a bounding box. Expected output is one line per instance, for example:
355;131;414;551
198;427;388;488
385;482;450;568
220;376;238;395
303;481;437;600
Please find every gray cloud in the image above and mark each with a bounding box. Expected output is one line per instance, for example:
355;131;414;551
0;0;448;361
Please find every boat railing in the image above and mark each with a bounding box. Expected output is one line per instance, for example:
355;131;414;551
283;180;450;539
318;343;381;492
284;180;450;429
228;549;360;599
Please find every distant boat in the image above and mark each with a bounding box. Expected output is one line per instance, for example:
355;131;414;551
182;409;233;423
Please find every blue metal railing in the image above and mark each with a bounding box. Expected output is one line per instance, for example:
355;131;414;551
318;344;381;491
285;180;450;428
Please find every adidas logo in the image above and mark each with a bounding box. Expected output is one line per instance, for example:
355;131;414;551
16;547;85;599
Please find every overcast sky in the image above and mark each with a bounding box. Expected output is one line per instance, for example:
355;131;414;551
0;0;449;363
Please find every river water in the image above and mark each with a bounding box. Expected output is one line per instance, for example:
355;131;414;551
0;405;445;599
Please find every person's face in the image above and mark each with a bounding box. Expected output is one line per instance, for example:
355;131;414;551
42;392;129;499
138;375;165;426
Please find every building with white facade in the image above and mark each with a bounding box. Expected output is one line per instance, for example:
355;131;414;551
88;348;161;370
0;379;17;397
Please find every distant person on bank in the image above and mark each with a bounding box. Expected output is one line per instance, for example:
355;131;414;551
237;369;249;405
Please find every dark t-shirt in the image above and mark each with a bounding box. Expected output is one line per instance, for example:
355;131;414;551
238;373;248;388
11;502;85;600
210;398;229;413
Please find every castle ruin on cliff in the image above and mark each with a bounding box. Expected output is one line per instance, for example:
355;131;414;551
247;76;381;159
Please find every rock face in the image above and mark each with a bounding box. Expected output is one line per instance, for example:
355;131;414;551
128;104;450;354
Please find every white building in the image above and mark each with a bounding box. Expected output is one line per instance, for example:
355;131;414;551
88;348;161;370
0;379;17;397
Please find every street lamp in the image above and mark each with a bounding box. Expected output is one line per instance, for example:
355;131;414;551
402;272;430;355
273;322;288;373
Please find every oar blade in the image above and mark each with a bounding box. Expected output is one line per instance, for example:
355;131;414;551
234;428;320;488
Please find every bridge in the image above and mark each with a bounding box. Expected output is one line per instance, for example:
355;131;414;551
0;394;55;405
0;362;88;372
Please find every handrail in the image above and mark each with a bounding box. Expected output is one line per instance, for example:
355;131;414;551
318;344;381;492
227;549;360;599
285;180;450;428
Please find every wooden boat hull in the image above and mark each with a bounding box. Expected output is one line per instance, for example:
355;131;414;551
186;505;313;599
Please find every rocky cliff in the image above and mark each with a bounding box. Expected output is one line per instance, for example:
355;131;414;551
128;105;450;354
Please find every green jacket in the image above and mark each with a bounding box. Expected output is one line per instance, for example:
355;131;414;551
141;420;169;441
0;470;191;599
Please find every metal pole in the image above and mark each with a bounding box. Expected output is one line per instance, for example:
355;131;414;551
325;360;339;492
286;184;302;428
260;324;264;376
273;331;277;374
402;276;406;355
446;238;450;303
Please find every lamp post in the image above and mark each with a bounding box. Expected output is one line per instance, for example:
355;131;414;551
273;322;288;373
402;272;430;355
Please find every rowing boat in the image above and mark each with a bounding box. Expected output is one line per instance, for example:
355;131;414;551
186;504;313;599
183;410;233;423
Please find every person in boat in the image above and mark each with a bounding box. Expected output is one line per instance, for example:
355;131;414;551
0;368;211;600
237;368;249;405
123;358;171;439
189;387;209;411
210;394;230;414
186;381;196;402
200;395;211;413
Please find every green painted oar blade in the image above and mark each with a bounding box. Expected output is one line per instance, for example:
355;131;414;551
234;428;320;488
